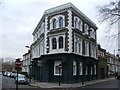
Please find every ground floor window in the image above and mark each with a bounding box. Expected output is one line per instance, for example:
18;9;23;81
94;64;96;74
54;60;62;75
73;61;77;75
85;66;88;75
91;66;93;75
79;62;82;75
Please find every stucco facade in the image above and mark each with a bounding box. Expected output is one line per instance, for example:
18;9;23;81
31;3;98;83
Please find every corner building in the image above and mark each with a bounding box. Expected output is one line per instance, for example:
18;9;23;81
31;3;98;83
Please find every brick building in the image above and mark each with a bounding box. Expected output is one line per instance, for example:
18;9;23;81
31;3;98;83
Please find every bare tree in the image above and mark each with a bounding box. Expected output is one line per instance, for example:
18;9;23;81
97;0;120;27
1;57;15;71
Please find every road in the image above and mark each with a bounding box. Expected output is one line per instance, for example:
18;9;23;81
2;75;120;90
2;75;38;90
82;79;120;90
0;75;2;90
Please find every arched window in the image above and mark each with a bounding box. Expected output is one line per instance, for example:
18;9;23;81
52;19;56;29
52;38;57;49
59;36;63;49
78;20;82;31
75;18;78;28
59;17;63;28
84;24;88;35
78;21;81;29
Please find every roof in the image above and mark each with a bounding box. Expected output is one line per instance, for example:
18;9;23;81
44;2;97;28
32;2;98;35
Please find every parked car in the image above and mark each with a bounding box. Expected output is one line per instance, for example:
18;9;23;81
15;74;28;85
3;72;8;76
0;72;2;75
116;74;120;79
10;72;16;78
6;72;11;77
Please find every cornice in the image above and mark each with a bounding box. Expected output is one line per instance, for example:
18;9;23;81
44;2;98;29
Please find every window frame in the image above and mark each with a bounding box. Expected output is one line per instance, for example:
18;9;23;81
59;17;63;28
52;38;57;49
91;66;93;75
84;24;89;35
73;61;77;75
54;60;62;76
58;36;63;49
79;62;82;75
75;18;78;28
52;18;56;29
85;66;88;75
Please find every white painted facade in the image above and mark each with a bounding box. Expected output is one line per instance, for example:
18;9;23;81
32;2;97;60
106;52;120;75
22;51;30;74
68;10;73;53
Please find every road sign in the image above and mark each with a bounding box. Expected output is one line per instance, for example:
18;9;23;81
15;59;22;67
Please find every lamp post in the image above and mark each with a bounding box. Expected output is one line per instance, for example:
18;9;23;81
57;64;62;86
25;45;31;83
113;49;120;77
81;29;93;85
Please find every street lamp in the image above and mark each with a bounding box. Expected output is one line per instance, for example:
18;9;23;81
57;64;62;86
25;46;30;48
25;45;31;83
15;58;22;90
113;49;120;76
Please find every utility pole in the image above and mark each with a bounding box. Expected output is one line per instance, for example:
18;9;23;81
118;1;120;56
15;58;22;90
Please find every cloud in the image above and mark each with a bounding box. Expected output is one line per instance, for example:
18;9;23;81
0;0;117;58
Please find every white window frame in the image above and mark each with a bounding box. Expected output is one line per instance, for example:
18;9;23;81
94;64;96;75
75;41;77;53
74;35;83;55
91;66;93;75
54;60;62;76
78;39;82;55
50;15;65;30
52;18;57;29
78;20;83;31
58;36;63;49
93;46;96;58
79;62;82;75
73;61;77;75
49;34;65;54
59;17;64;28
84;23;89;35
86;66;88;75
85;41;89;56
74;18;78;28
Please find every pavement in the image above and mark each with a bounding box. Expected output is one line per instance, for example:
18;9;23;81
29;77;115;88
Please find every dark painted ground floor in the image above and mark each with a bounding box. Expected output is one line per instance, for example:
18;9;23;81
30;53;98;83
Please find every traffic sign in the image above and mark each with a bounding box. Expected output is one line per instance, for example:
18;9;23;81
15;59;22;67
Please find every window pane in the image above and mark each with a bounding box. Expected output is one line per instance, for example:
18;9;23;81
59;37;63;49
55;66;59;74
75;18;78;28
75;42;77;52
59;17;63;28
73;61;76;75
53;19;56;29
54;61;62;75
79;43;81;53
80;62;82;75
86;66;88;75
52;38;57;49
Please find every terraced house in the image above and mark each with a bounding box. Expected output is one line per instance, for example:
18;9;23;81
31;3;98;83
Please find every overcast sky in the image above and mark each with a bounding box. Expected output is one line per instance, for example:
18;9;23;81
0;0;118;59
